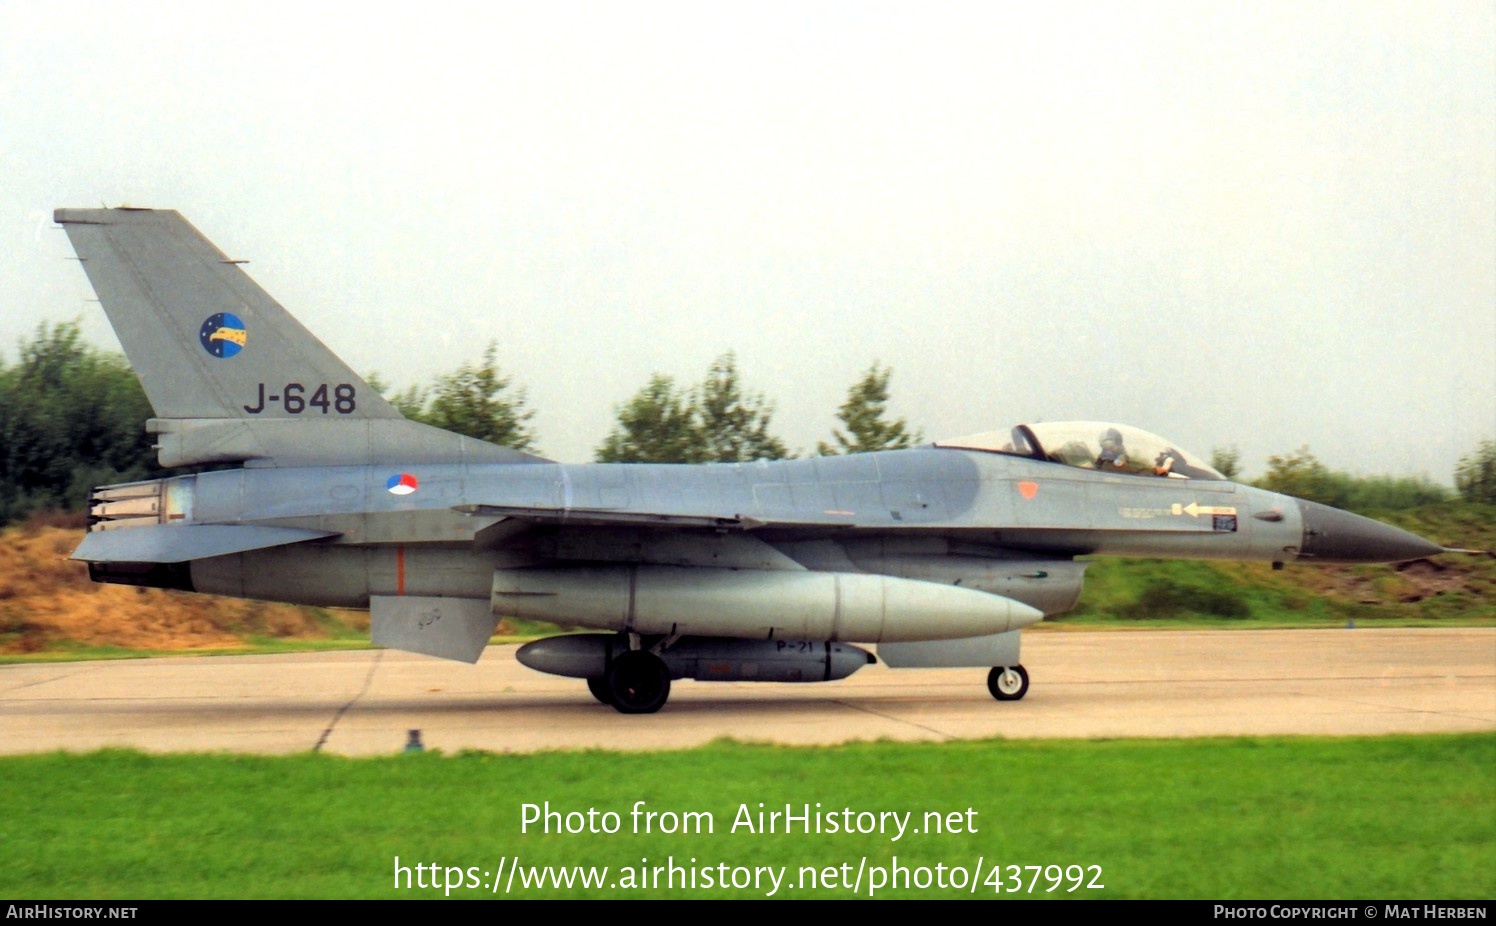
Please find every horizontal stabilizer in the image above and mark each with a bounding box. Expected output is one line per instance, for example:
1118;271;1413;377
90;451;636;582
370;596;498;664
72;524;339;564
151;417;551;468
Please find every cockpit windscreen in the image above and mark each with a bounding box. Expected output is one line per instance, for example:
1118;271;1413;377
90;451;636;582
934;421;1227;480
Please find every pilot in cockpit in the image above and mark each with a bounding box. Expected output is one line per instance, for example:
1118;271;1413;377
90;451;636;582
1154;448;1181;476
1096;428;1130;470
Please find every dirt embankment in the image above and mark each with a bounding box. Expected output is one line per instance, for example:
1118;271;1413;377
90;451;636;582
0;519;362;654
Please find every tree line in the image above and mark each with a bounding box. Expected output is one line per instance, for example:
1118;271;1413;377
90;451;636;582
0;324;157;524
0;325;1491;526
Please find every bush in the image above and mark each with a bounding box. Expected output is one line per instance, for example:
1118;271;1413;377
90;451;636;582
1119;580;1252;619
1454;440;1496;505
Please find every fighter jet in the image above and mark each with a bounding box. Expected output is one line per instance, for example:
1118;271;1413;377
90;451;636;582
54;208;1447;713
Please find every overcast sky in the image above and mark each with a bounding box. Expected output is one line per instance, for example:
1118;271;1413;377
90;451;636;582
2;1;1492;478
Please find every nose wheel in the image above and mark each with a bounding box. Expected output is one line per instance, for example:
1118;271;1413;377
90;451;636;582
987;664;1029;701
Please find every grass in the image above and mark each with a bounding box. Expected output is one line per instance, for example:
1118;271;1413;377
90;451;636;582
1061;502;1496;627
0;637;377;664
1064;535;1494;629
1;734;1491;899
0;617;576;664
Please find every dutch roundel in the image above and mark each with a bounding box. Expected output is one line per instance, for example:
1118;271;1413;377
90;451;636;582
386;473;419;496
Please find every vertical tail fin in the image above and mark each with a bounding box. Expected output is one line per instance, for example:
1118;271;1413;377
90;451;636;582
55;208;549;468
54;208;400;422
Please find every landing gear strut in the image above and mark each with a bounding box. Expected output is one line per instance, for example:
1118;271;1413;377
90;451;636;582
987;664;1029;701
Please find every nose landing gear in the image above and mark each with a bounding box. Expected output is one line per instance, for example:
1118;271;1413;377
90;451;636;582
987;664;1029;701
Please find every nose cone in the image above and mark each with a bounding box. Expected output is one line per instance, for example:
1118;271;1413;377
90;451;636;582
1296;500;1445;563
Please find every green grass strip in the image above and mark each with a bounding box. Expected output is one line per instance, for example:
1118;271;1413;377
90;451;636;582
2;734;1490;899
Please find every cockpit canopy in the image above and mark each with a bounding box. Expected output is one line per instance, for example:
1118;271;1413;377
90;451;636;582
934;421;1227;481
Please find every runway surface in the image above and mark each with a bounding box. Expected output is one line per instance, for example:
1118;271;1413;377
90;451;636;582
3;628;1492;756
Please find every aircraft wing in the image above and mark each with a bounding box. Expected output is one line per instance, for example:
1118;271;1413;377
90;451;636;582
451;504;855;531
72;524;340;563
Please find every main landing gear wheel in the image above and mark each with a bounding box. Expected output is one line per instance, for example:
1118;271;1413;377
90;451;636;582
586;676;613;706
606;650;671;714
987;664;1029;701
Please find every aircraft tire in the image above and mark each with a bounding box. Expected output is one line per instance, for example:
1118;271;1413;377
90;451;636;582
606;651;671;714
987;664;1029;701
586;676;613;706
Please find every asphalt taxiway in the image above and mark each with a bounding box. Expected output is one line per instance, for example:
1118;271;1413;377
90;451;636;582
2;629;1491;756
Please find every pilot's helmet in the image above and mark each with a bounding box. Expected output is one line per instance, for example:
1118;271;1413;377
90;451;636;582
1100;427;1123;447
